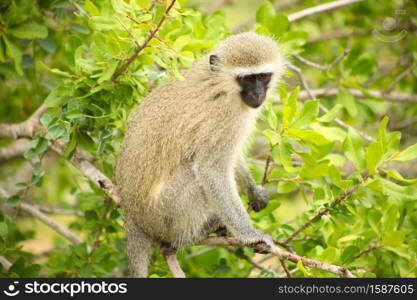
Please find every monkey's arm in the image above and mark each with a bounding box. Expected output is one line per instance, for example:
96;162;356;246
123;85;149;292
235;157;269;212
195;164;272;245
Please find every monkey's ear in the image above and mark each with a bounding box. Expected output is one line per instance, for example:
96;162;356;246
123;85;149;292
209;54;220;71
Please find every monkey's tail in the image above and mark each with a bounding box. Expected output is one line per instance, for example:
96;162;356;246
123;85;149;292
125;224;153;278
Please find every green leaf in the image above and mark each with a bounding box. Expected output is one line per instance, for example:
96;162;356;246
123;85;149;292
300;162;329;179
287;128;332;146
3;36;22;75
378;116;389;152
341;246;360;264
394;143;417;162
9;22;48;39
318;247;339;264
383;230;404;247
6;195;20;207
263;129;280;145
343;129;365;171
329;165;351;189
264;99;278;130
45;89;64;108
383;205;398;231
273;142;295;172
97;60;118;83
338;88;357;117
310;123;346;142
291;100;319;129
365;141;383;174
37;60;72;78
317;104;343;123
256;2;275;26
384;169;417;184
85;0;100;16
63;133;78;158
296;260;311;276
0;222;8;237
270;14;289;38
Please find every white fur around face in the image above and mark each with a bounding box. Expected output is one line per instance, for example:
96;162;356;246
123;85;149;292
231;63;278;77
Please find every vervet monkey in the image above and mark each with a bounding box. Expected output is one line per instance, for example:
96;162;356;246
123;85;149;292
116;32;286;277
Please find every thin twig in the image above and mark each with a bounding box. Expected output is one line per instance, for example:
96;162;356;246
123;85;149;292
279;259;292;277
111;0;177;82
261;155;272;185
356;245;383;258
116;17;139;47
293;49;350;71
288;64;376;142
288;0;364;22
184;246;217;260
386;61;417;93
224;246;275;275
35;204;84;217
0;187;82;245
200;236;355;277
91;197;113;250
295;87;417;103
233;0;362;33
285;180;364;244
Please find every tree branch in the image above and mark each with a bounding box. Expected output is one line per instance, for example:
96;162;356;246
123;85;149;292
287;0;364;22
296;87;417;103
0;105;47;139
293;49;350;71
110;0;177;82
0;187;82;245
205;0;233;14
50;140;121;204
233;0;363;33
0;139;30;163
200;237;355;278
34;204;84;217
0;104;121;204
0;256;12;272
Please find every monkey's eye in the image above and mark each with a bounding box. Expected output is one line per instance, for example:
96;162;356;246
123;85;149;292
257;73;272;82
242;75;254;85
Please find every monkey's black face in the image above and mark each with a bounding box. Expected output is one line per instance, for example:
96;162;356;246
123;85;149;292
236;73;273;108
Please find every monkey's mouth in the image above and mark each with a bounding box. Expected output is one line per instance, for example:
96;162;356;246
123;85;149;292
241;91;266;108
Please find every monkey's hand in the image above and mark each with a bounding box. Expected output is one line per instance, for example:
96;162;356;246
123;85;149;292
252;232;276;254
248;185;269;212
236;229;275;254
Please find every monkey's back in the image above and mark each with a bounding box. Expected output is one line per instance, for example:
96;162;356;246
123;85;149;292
116;63;258;247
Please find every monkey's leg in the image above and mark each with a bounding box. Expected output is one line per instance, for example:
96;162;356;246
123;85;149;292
126;223;153;278
160;245;186;278
235;157;269;212
195;164;273;246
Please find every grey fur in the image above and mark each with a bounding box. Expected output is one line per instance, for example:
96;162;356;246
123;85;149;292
116;32;286;277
